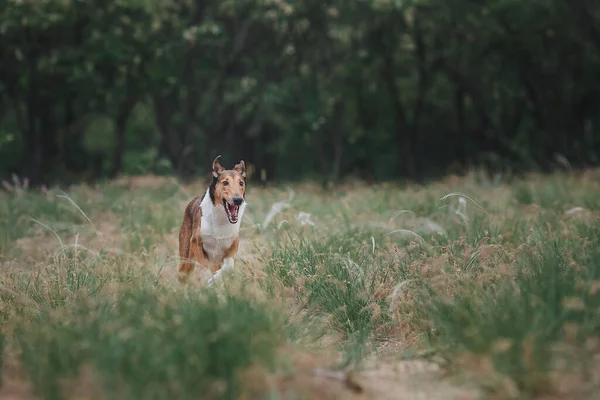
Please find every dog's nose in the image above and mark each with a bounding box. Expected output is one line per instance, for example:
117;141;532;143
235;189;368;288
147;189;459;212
233;197;243;206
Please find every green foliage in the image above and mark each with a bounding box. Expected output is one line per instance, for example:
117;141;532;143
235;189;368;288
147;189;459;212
1;0;600;183
82;115;117;154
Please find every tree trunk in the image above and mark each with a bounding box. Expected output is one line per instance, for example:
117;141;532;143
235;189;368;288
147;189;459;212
24;89;43;183
109;99;135;178
381;52;416;179
153;94;182;172
330;101;344;183
454;85;467;167
411;11;429;180
354;75;376;182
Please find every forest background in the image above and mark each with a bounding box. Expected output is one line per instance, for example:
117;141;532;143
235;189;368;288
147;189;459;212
1;0;599;185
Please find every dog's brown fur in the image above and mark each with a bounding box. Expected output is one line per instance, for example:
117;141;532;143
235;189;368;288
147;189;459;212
178;156;246;283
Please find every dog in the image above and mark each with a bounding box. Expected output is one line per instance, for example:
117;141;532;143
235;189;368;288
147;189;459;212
178;155;247;285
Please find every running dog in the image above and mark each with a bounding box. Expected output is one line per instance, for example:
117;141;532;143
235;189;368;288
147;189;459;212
178;156;247;285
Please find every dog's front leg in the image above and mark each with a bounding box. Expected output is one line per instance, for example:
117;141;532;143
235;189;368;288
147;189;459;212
221;257;235;272
208;258;234;286
206;239;239;287
206;258;235;287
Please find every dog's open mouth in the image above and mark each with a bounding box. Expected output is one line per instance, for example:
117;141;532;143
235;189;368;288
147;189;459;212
223;199;240;224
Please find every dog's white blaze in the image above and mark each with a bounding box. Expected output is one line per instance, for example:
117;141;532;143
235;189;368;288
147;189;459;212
199;188;246;263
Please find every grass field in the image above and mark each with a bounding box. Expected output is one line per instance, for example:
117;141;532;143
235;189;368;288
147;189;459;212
1;170;599;400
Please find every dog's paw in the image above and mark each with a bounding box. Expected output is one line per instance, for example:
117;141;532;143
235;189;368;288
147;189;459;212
206;270;222;287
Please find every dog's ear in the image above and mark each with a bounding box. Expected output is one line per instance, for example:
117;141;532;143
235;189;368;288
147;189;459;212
212;155;224;177
233;160;246;178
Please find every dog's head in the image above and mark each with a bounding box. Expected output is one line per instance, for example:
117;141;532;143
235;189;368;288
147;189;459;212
209;155;247;224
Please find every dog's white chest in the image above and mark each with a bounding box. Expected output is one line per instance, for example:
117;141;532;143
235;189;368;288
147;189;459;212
198;191;245;263
201;235;235;262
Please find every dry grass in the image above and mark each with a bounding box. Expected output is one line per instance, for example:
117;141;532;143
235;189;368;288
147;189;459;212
1;170;600;399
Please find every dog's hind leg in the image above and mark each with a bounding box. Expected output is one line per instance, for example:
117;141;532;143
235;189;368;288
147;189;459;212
178;197;201;283
181;238;210;283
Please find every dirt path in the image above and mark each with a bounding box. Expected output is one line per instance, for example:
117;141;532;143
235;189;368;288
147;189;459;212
270;357;481;400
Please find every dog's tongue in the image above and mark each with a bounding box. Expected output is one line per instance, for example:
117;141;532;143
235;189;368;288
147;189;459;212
228;204;239;219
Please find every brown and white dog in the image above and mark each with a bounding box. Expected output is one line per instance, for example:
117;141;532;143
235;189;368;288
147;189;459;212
178;156;247;286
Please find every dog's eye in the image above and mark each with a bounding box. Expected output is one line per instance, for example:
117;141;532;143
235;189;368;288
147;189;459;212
239;181;244;186
222;181;229;186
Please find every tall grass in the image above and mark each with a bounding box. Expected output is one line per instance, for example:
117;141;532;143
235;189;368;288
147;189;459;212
16;288;282;400
407;202;600;397
1;172;599;399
